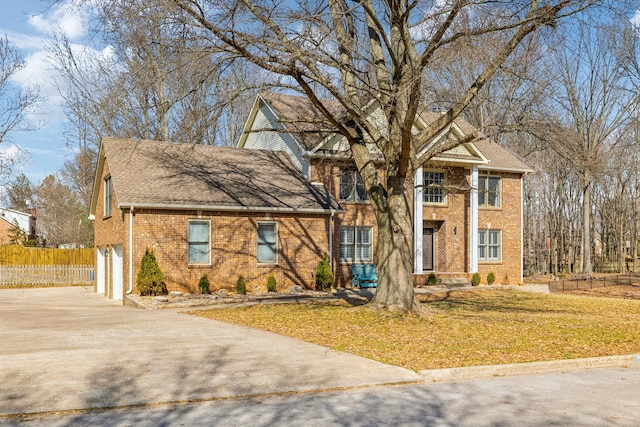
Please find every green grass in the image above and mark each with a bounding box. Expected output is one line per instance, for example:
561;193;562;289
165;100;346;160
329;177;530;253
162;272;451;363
190;289;640;371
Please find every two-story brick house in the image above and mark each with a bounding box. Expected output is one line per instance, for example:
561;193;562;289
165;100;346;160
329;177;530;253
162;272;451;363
238;92;532;286
91;92;531;301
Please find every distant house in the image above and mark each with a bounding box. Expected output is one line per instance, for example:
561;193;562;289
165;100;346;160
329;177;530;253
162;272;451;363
89;138;340;300
239;92;532;286
0;208;36;245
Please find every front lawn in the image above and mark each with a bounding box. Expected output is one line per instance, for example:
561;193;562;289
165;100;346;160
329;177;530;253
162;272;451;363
190;289;640;371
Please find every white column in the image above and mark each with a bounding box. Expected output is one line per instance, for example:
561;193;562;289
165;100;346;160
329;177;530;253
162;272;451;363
414;167;423;274
470;165;479;273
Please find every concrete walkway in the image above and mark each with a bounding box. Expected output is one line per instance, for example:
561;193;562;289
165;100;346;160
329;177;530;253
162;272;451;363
0;287;420;417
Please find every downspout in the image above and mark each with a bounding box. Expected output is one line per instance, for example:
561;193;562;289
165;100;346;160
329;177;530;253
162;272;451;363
520;175;525;283
329;211;334;267
127;206;134;294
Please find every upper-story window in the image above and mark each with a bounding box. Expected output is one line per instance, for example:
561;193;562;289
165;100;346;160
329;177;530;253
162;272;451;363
423;170;446;204
104;176;112;217
479;175;501;208
339;168;369;202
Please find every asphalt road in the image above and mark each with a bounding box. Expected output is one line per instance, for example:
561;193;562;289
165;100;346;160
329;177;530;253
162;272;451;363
3;366;639;426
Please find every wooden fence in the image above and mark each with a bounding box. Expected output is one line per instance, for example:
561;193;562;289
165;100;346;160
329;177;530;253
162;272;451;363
0;265;94;286
0;245;93;265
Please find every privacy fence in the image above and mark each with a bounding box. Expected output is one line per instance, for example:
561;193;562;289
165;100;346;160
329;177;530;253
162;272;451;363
547;272;640;293
0;245;94;286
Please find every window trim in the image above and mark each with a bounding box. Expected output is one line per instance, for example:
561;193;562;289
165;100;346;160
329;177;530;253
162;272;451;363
339;226;373;263
257;221;278;264
478;174;502;209
339;168;369;202
187;219;211;265
104;175;112;217
423;169;447;205
478;229;502;262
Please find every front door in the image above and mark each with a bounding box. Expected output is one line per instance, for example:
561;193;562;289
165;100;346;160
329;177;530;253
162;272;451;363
423;228;434;271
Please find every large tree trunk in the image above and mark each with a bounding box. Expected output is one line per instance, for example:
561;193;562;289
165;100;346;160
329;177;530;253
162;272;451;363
370;178;421;313
582;170;592;275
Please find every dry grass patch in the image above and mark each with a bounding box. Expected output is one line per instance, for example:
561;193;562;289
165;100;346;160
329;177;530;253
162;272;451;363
190;290;640;371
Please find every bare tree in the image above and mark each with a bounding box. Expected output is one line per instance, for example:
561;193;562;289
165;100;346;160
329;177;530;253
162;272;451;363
0;36;40;187
0;37;39;145
49;0;263;149
2;173;35;212
540;20;637;275
169;0;601;312
34;174;92;247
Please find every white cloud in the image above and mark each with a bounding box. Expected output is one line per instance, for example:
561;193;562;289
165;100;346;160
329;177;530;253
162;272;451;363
27;0;91;40
3;30;49;51
632;10;640;29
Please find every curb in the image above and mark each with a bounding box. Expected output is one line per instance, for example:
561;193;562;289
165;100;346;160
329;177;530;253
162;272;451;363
420;354;640;382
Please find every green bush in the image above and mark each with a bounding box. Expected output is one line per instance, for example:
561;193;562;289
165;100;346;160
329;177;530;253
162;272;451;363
136;248;167;296
315;253;334;291
427;272;437;286
198;274;211;294
236;275;246;295
471;272;481;286
487;271;496;285
266;274;277;292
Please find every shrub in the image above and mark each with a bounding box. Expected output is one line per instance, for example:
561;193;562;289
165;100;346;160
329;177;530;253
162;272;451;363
198;274;211;294
236;275;246;295
427;272;437;286
136;248;167;296
266;274;277;292
315;253;334;291
486;271;496;286
471;272;481;286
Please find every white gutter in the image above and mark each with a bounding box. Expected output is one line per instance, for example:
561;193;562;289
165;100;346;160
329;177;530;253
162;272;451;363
127;206;134;294
118;203;343;215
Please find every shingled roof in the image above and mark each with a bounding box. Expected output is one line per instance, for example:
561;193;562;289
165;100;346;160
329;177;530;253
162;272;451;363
258;92;345;151
259;93;531;172
93;138;341;214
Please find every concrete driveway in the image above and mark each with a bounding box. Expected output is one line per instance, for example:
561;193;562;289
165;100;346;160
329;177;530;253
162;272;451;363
0;287;419;417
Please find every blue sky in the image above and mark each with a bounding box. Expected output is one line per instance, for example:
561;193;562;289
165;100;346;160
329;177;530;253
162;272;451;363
2;0;639;193
0;0;93;190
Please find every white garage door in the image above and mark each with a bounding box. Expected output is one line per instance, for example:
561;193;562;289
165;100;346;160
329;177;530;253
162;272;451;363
112;246;124;301
96;248;106;295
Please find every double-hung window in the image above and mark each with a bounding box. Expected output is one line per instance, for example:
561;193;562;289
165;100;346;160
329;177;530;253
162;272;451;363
479;175;501;208
339;226;372;263
188;220;210;264
423;170;446;204
478;229;501;262
257;222;277;263
104;176;112;216
339;168;369;202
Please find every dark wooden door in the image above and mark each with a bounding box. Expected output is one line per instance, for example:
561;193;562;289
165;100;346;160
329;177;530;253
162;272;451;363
423;227;434;271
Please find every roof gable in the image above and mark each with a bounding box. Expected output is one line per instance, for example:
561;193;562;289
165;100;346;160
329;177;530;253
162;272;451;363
238;92;531;173
90;138;341;215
